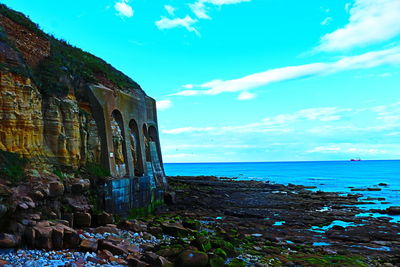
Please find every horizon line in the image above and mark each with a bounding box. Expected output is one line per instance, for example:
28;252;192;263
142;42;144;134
164;159;400;164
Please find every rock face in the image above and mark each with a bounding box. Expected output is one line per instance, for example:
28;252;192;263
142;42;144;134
0;5;165;178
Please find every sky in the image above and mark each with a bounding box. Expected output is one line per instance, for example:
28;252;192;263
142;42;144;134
2;0;400;162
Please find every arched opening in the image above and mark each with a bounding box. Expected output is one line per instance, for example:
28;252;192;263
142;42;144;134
111;110;127;177
129;119;144;176
148;126;162;164
143;124;150;162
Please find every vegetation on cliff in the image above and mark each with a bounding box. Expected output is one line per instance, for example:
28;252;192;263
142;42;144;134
0;3;141;97
0;150;28;184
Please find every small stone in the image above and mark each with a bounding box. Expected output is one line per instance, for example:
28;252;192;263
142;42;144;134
49;182;65;197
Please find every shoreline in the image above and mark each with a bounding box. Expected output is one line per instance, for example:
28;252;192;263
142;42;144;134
1;175;399;266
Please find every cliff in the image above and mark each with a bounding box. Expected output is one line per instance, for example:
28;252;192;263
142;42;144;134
0;4;158;173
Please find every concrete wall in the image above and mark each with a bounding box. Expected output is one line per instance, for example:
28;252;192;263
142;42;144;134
88;85;164;179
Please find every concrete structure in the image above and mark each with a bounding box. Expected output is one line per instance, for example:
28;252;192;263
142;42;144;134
88;85;166;216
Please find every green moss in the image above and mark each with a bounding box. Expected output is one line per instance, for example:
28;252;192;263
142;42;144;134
209;255;225;267
225;259;246;267
84;162;110;178
0;150;28;185
214;248;227;259
288;254;368;267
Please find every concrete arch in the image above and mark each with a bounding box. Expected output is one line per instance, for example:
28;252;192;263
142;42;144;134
129;119;144;176
143;123;150;162
148;125;163;167
111;109;128;177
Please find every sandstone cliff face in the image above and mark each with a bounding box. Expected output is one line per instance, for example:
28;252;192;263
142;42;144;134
0;72;44;157
0;71;101;168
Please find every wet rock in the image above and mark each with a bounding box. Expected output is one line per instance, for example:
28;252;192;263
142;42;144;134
0;233;18;248
386;206;400;215
158;256;174;267
183;219;201;230
191;236;211;252
74;212;91;227
157;247;183;258
118;220;147;232
177;250;208;267
127;255;149;267
79;238;98;252
98;240;128;255
98;249;114;260
0;204;8;217
161;222;190;236
49;182;64;197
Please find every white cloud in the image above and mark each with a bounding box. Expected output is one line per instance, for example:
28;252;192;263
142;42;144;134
164;5;176;16
155;16;199;35
237;91;255;100
115;0;134;18
172;46;400;97
307;144;400;155
321;17;332;26
163;106;351;135
189;0;251;19
156;100;172;111
317;0;400;51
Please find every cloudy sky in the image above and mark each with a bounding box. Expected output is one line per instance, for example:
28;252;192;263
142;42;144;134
4;0;400;162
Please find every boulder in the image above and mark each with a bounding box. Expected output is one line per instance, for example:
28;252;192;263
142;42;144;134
0;233;18;248
177;250;208;267
161;222;190;237
95;212;114;226
49;182;64;197
79;238;98;252
118;220;147;232
127;255;149;267
63;227;80;249
74;212;91;227
51;225;64;250
98;240;128;255
33;225;53;250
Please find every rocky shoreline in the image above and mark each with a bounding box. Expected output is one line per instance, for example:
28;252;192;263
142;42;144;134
0;175;400;266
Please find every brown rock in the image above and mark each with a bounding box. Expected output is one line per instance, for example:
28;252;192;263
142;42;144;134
79;238;98;252
157;256;173;267
118;220;147;232
0;233;18;248
63;227;80;249
62;213;74;228
99;240;128;255
49;182;64;197
74;212;91;227
34;225;53;250
95;212;114;226
98;249;114;260
51;225;64;250
127;255;149;267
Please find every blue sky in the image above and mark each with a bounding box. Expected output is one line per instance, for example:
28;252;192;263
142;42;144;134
3;0;400;162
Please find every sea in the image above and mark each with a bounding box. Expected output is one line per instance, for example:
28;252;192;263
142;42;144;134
165;160;400;220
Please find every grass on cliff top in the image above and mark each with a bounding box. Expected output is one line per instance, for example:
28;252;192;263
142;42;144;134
0;3;142;97
0;150;28;185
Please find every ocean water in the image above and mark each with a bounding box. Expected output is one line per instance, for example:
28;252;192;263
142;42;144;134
164;160;400;212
